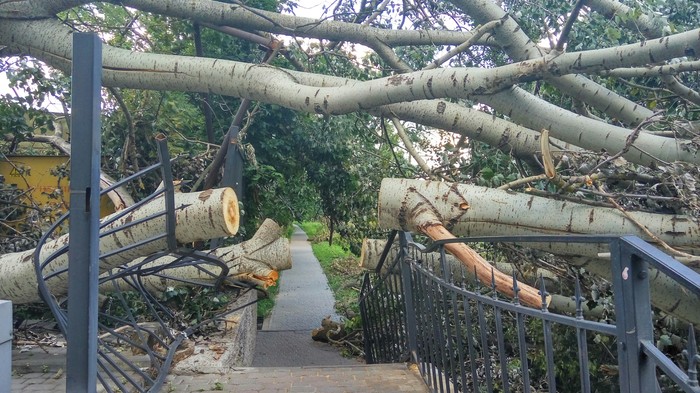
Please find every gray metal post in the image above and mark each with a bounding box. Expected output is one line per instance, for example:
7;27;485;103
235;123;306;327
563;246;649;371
399;232;419;364
0;300;11;393
66;32;102;393
223;126;244;198
610;237;656;393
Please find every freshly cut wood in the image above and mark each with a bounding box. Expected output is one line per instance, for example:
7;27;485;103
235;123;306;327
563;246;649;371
378;179;546;308
378;178;700;258
312;316;347;343
0;188;239;304
107;219;292;292
360;238;559;285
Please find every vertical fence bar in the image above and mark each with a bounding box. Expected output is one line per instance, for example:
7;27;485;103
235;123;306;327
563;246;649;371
360;274;375;364
428;262;448;392
574;277;592;393
0;300;11;393
417;268;437;390
476;276;495;393
492;271;510;393
386;273;403;360
66;32;102;393
513;275;531;393
539;280;557;393
400;234;419;364
611;237;656;393
155;136;176;251
414;267;432;385
439;247;456;393
449;271;467;392
462;291;480;391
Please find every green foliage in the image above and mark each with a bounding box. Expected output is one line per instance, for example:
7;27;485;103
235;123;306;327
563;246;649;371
298;221;326;239
256;283;279;319
160;286;235;324
0;58;68;152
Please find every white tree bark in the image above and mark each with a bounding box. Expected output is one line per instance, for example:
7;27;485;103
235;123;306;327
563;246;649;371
360;238;560;284
361;237;699;324
103;219;291;293
2;18;698;166
568;256;700;326
378;178;700;258
376;180;546;307
0;188;239;304
449;0;654;126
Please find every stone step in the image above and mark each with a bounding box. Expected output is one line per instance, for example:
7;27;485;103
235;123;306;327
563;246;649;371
12;363;429;392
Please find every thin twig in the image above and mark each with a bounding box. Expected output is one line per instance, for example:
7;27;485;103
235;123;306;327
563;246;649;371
596;183;699;262
497;174;548;190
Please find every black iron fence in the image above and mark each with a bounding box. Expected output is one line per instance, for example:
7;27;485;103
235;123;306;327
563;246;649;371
359;231;700;393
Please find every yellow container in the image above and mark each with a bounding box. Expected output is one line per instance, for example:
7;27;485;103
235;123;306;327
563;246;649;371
0;155;115;218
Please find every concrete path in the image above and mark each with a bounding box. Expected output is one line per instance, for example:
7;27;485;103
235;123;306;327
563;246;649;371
262;225;342;331
253;224;354;367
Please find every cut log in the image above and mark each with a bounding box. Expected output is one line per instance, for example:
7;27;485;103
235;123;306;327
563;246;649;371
311;316;347;343
360;238;560;285
0;188;239;304
105;219;292;293
378;179;546;308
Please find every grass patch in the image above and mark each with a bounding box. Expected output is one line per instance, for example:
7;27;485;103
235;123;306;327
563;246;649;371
256;283;279;319
310;237;364;319
299;221;326;240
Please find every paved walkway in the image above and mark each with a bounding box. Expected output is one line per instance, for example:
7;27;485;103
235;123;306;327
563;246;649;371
263;225;342;331
8;225;428;392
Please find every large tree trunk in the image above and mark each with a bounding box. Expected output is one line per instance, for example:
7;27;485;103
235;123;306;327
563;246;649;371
359;238;560;285
377;179;546;308
105;219;292;293
0;188;239;304
361;238;699;325
378;178;700;258
378;178;700;324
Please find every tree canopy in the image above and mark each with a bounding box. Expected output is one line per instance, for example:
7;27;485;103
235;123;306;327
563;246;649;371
1;0;699;279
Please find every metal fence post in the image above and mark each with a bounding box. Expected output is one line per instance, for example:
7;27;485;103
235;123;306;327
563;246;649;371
610;237;657;393
0;300;11;393
66;32;102;393
399;232;419;364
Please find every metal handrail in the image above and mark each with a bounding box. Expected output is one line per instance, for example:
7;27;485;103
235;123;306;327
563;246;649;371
360;231;700;393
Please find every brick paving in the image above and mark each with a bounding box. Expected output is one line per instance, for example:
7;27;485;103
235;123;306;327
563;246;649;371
12;363;428;392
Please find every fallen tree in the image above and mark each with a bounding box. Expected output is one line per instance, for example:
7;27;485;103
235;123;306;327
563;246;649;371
378;178;700;324
379;178;700;258
359;238;560;285
0;187;239;304
377;179;547;308
104;218;292;294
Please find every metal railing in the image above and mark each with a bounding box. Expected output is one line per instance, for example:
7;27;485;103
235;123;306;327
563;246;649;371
32;137;260;392
0;300;10;393
359;231;700;393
